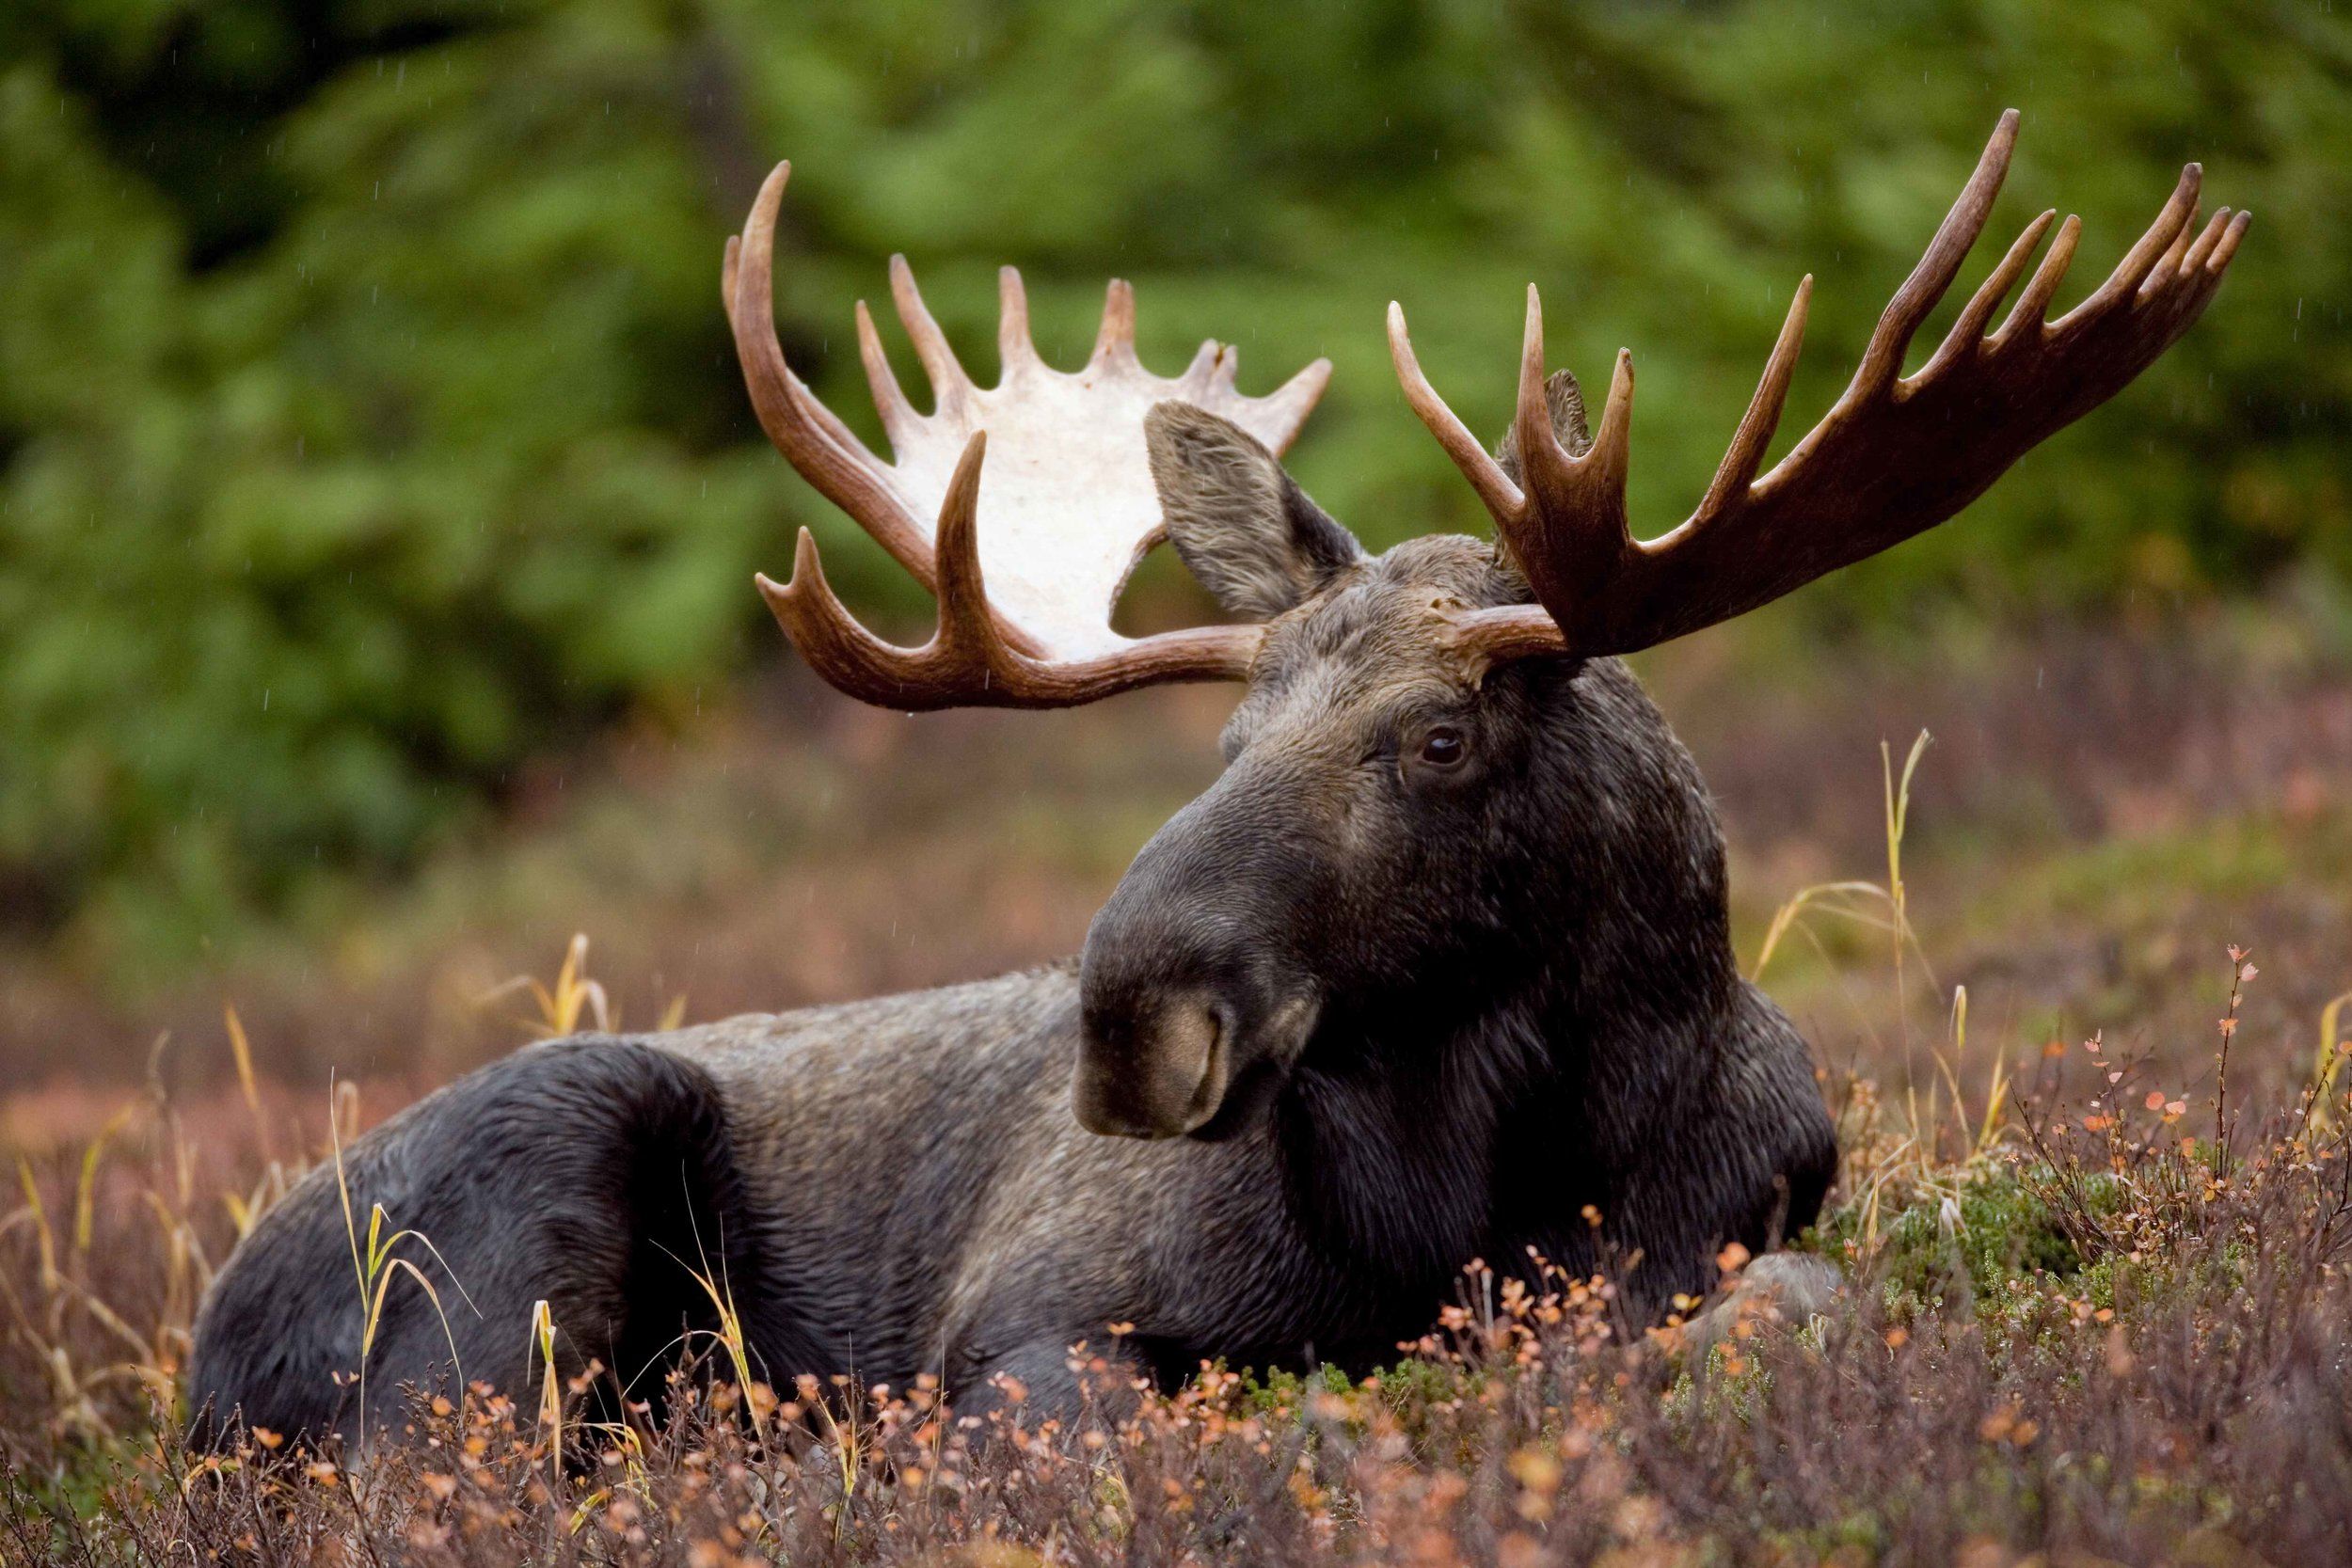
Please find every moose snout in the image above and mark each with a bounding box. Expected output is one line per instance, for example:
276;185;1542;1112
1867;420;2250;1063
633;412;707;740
1073;990;1233;1138
1077;907;1323;1138
1078;769;1327;1138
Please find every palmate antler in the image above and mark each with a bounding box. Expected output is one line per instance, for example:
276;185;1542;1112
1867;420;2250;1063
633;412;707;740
734;114;2243;709
1390;109;2249;669
723;163;1329;707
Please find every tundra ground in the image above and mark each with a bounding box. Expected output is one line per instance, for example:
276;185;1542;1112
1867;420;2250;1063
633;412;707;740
5;603;2351;1563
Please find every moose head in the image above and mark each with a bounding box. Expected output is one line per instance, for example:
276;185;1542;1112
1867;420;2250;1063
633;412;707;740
723;110;2245;1139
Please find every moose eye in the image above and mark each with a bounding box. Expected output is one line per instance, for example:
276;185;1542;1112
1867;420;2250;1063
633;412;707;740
1417;725;1467;769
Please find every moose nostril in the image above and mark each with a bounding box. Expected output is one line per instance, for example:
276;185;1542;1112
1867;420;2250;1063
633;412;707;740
1180;1002;1237;1117
1073;990;1230;1139
1151;999;1222;1104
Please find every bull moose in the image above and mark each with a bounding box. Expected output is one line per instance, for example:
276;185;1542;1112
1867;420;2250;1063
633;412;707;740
190;112;2244;1444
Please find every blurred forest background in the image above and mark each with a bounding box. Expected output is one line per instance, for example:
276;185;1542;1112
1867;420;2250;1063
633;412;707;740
3;0;2350;1094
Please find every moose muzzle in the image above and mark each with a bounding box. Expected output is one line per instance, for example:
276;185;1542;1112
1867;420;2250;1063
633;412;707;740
1076;784;1323;1138
1073;988;1233;1138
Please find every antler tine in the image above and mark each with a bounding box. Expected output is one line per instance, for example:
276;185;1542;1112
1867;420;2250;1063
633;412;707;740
755;530;930;709
1853;108;2017;395
1176;340;1223;396
1692;276;1812;527
1091;279;1138;369
1387;300;1526;520
1423;109;2246;670
2065;163;2200;325
1912;211;2053;385
730;201;890;474
922;431;1004;668
2178;208;2236;279
854;298;923;451
1257;356;1336;455
1505;286;1636;606
997;266;1041;380
888;255;976;417
1207;342;1241;395
1587;349;1636;497
2204;209;2251;276
2142;199;2202;298
730;163;933;583
1992;214;2081;349
1510;284;1570;499
725;198;876;470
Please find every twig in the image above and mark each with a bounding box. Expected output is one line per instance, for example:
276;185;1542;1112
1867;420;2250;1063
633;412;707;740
2215;946;2255;1180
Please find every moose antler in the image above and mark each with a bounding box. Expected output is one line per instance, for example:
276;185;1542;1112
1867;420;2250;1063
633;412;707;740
1390;109;2249;667
725;163;1331;707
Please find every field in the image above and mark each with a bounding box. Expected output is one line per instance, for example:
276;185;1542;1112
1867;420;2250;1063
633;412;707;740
8;2;2351;1559
6;602;2351;1564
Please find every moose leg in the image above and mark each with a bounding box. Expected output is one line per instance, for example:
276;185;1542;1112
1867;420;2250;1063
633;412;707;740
187;1037;759;1449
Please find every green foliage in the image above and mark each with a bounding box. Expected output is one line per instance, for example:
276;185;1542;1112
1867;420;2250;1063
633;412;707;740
1232;1359;1358;1421
4;0;2348;954
1876;1167;2086;1310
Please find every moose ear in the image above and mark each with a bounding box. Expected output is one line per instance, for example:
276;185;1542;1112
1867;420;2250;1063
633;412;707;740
1145;402;1362;620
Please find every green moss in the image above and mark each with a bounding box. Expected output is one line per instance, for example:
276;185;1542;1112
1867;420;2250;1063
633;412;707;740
1808;1162;2091;1323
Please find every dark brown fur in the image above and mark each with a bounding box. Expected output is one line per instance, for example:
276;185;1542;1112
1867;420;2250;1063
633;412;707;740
188;401;1836;1444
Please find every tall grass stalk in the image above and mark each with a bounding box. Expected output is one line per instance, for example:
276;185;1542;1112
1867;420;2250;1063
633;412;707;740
329;1085;471;1437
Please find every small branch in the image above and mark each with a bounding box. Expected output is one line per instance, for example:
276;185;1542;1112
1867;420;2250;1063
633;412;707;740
2214;946;2255;1181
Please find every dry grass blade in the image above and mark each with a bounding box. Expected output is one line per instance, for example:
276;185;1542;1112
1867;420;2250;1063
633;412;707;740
529;1298;563;1480
72;1107;134;1261
331;1089;474;1435
477;933;676;1040
1750;879;1895;981
2311;988;2352;1134
224;1005;276;1169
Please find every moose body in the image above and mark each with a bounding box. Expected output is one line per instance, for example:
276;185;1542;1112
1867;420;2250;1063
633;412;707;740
188;111;2242;1444
193;627;1832;1443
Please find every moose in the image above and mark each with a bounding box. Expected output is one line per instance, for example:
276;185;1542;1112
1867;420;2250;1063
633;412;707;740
190;112;2244;1444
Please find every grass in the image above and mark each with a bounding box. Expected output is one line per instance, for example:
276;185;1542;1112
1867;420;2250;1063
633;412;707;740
331;1112;470;1443
8;1055;2352;1563
4;613;2352;1562
3;825;2351;1560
